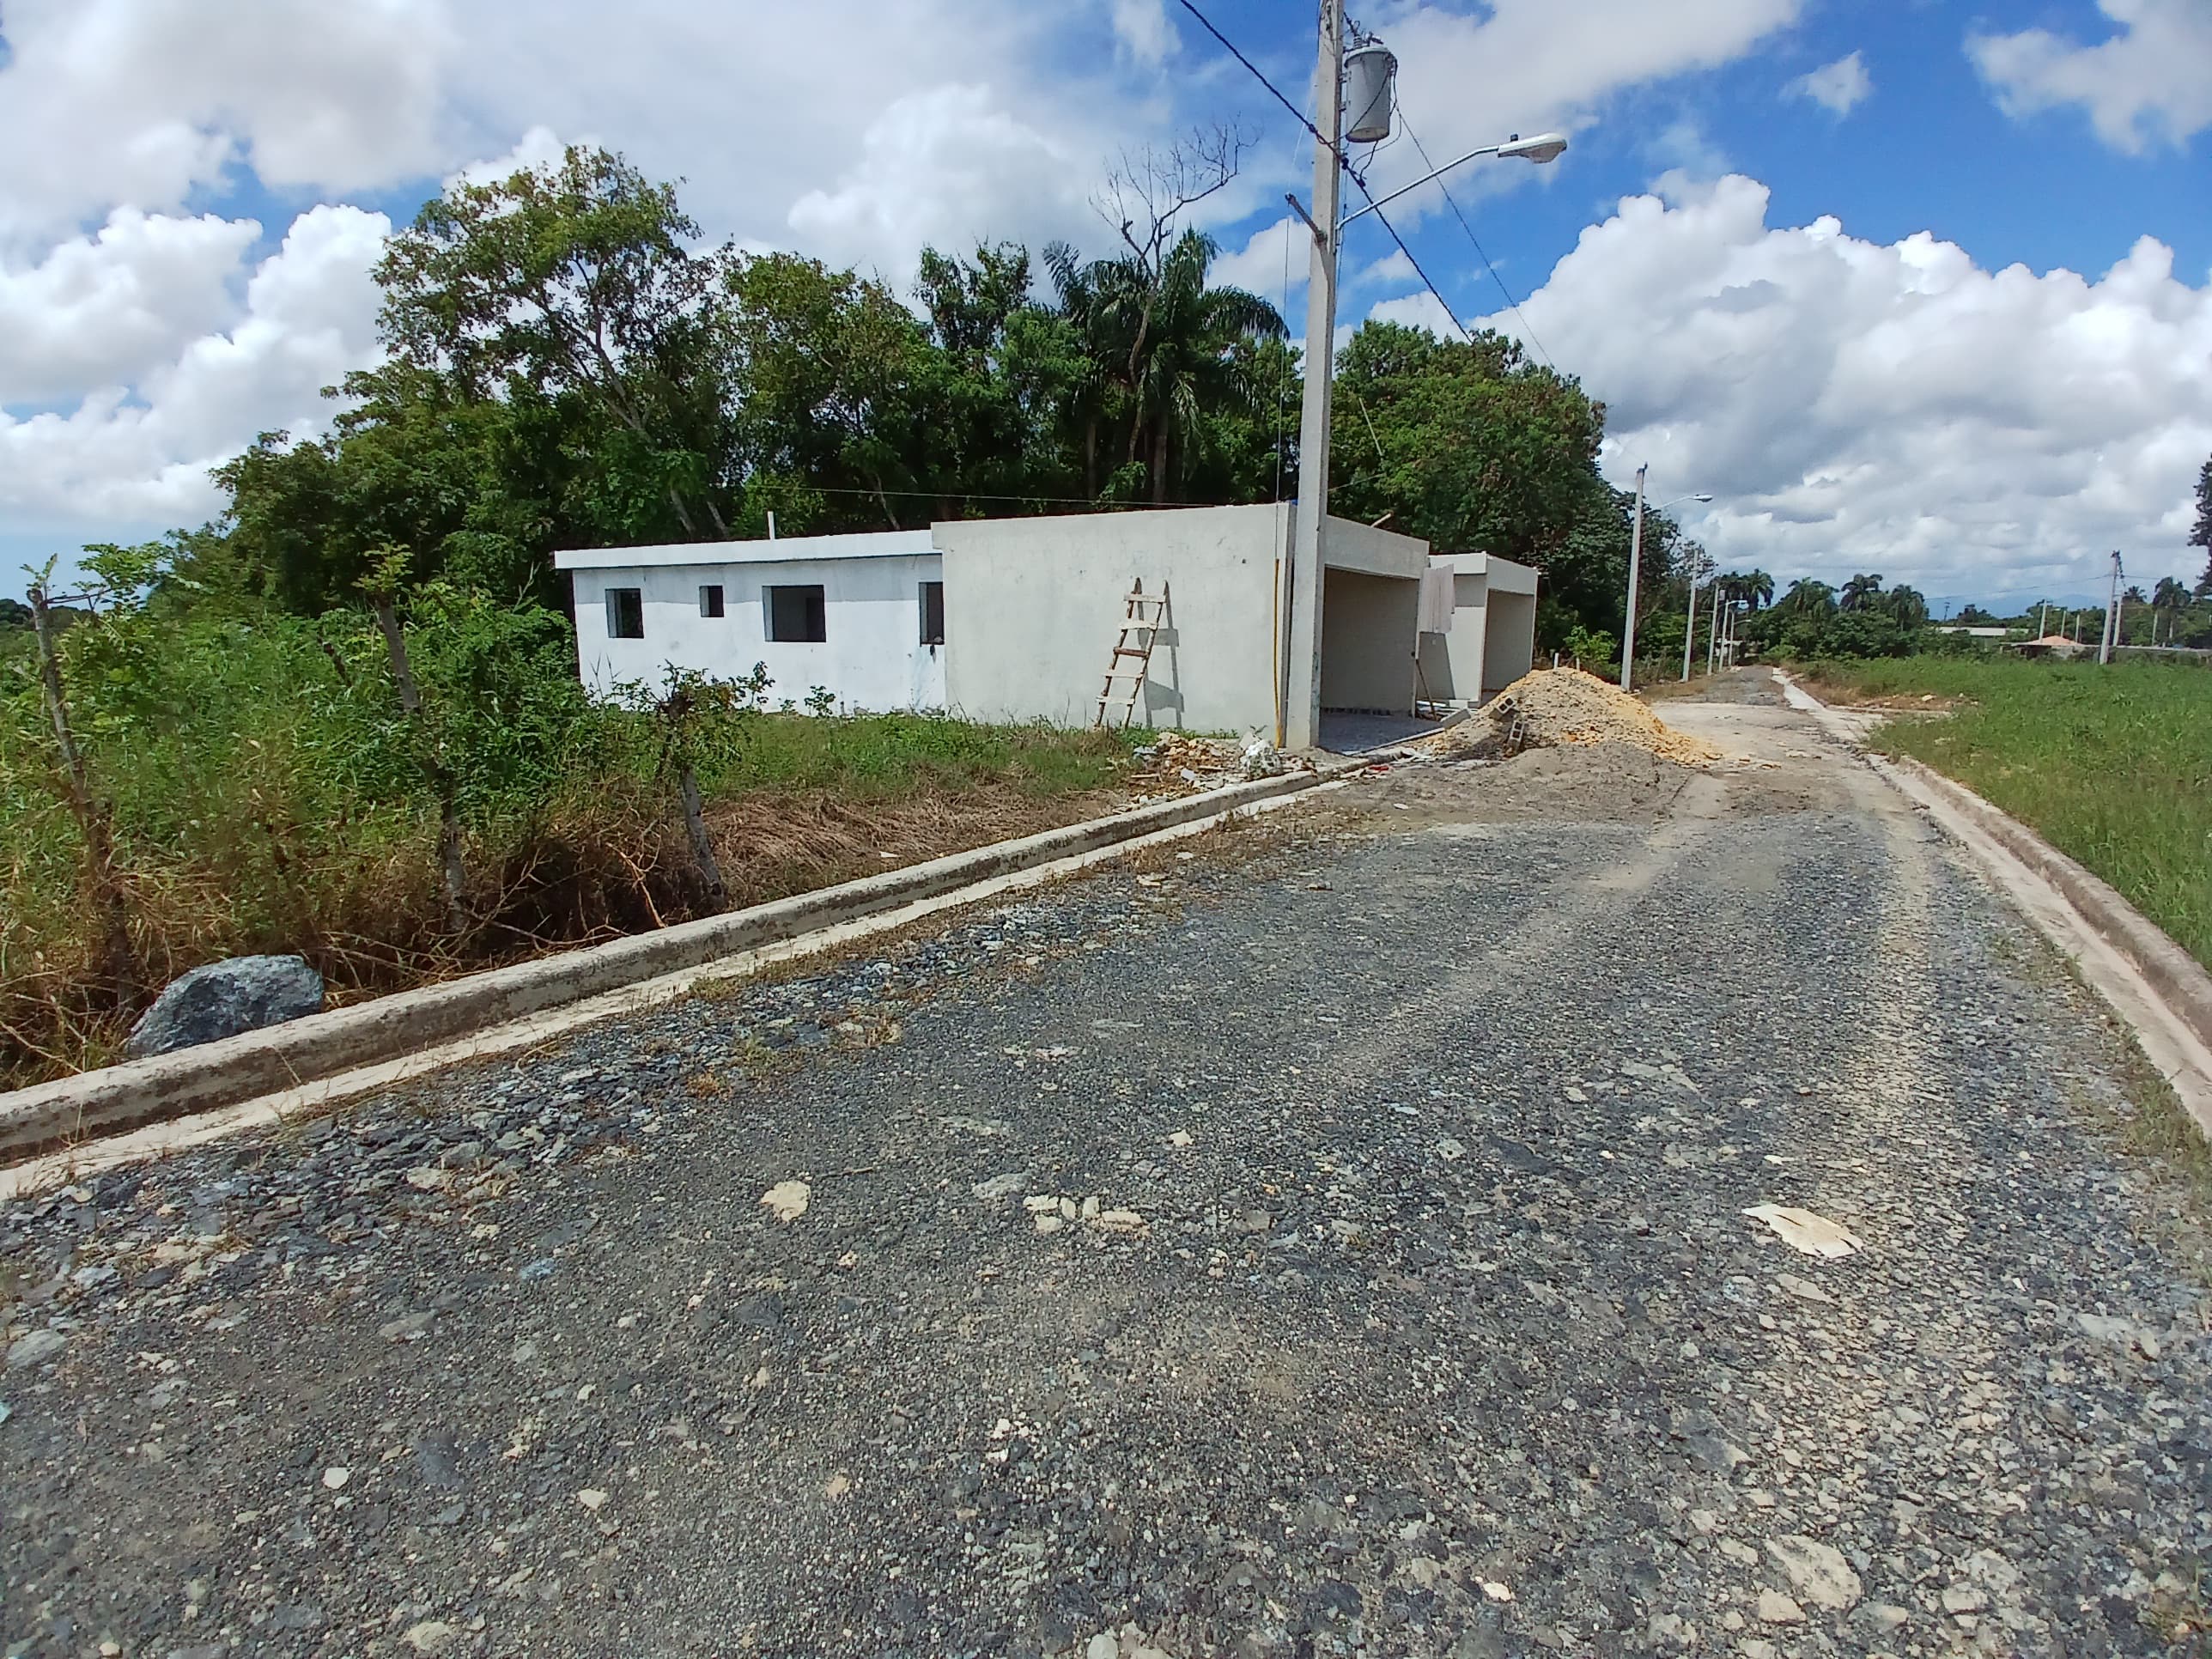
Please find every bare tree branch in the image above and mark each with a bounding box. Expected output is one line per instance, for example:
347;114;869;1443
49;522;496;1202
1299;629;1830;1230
1094;123;1254;279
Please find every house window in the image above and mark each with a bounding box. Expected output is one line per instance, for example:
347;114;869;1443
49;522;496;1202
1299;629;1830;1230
765;584;827;642
605;587;644;640
920;580;945;646
698;583;725;618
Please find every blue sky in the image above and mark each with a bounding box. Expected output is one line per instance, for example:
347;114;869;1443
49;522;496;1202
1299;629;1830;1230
1;0;2207;611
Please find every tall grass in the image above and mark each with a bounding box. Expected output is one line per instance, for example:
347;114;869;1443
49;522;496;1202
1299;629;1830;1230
0;598;1133;1086
1802;656;2212;969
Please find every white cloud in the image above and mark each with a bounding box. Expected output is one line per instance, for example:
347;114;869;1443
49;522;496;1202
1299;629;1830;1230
0;210;262;404
447;0;1133;278
1355;0;1804;216
787;84;1103;290
1789;51;1872;117
1646;118;1732;186
1472;176;2212;598
1109;0;1177;67
442;125;580;194
0;0;453;243
1367;289;1459;337
1212;216;1305;307
0;205;391;534
1970;0;2212;155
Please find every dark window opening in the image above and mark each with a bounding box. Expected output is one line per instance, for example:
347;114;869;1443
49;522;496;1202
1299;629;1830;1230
920;580;945;647
765;584;827;642
698;584;725;618
605;586;644;640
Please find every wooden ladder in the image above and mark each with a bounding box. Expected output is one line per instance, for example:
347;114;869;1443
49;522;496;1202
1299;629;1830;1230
1095;580;1169;727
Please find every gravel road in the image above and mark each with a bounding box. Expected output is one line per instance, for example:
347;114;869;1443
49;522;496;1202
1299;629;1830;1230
5;673;2209;1659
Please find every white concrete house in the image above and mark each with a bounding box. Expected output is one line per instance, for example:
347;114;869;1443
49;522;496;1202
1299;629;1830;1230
560;531;947;710
1416;550;1540;705
555;504;1538;740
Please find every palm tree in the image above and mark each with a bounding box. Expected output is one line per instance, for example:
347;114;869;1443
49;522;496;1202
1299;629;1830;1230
2153;576;2189;644
1045;231;1285;504
1775;578;1837;617
1839;573;1885;611
1883;585;1929;629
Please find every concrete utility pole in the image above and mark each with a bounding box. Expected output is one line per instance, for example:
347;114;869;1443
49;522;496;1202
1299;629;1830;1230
1620;463;1648;690
2099;550;2122;665
1681;574;1700;682
1282;0;1345;752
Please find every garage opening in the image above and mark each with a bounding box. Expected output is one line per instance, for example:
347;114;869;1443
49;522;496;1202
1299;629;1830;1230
1318;569;1418;714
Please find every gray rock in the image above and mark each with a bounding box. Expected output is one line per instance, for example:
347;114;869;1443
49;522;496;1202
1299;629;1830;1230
1765;1535;1863;1612
5;1329;65;1370
125;955;324;1059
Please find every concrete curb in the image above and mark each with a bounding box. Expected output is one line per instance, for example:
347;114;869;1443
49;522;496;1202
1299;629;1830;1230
1881;754;2212;1058
1774;669;2212;1136
0;767;1334;1164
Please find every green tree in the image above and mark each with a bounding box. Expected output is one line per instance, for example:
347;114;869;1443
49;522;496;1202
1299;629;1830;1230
2191;454;2211;595
1329;321;1607;566
1839;572;1886;611
375;144;738;544
720;252;937;531
1774;578;1838;618
1043;230;1285;504
1884;584;1929;629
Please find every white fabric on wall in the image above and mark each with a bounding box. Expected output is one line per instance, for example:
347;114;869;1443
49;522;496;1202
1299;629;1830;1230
1417;566;1455;635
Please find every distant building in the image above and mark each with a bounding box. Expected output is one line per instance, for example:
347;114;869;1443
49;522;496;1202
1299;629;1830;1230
2007;634;2088;659
553;505;1538;740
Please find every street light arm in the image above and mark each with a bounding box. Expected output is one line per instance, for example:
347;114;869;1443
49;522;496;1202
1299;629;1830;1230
1337;143;1503;228
1335;131;1566;229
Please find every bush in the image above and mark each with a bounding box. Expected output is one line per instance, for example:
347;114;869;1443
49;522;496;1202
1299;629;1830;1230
0;587;1133;1085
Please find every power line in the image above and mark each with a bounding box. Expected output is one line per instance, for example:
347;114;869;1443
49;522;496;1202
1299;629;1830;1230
1167;0;1517;359
767;485;1227;509
1170;0;1329;154
1348;192;1478;347
1389;106;1559;373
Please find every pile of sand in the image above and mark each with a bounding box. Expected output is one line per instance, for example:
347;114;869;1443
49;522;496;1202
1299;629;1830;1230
1419;667;1720;767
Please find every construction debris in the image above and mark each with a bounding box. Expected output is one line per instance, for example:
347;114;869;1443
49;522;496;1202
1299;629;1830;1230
1130;732;1310;797
1413;668;1721;767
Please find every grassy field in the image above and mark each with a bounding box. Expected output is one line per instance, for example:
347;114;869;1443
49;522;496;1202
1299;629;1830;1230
1799;657;2212;969
2;678;1138;1086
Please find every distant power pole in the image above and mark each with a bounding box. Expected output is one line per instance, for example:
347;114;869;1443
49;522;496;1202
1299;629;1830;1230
2099;550;2123;665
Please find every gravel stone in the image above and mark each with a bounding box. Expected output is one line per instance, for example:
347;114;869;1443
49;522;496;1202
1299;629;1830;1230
3;674;2207;1656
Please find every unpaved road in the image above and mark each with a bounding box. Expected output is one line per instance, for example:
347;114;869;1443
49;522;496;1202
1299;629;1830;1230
6;673;2209;1658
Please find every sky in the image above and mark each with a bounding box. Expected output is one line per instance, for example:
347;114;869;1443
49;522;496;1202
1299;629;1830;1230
1;0;2208;612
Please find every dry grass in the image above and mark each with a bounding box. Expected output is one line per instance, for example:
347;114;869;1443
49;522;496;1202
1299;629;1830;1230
701;781;1121;910
1;720;1141;1090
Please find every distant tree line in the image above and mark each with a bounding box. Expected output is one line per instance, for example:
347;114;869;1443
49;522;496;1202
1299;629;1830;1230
0;142;1693;660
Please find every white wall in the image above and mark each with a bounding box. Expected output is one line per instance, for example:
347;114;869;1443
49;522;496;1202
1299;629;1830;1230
567;551;946;712
1418;572;1489;702
936;504;1287;735
1416;552;1540;703
1482;590;1536;694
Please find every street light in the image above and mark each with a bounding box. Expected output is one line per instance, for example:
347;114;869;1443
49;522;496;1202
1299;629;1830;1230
1657;491;1719;682
1619;471;1711;690
1277;0;1567;749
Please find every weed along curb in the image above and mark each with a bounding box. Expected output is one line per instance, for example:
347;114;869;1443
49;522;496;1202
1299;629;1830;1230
1774;669;2212;1134
1881;755;2212;1054
0;767;1338;1164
